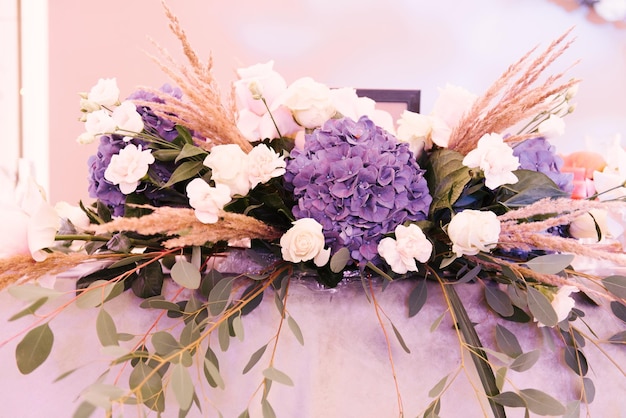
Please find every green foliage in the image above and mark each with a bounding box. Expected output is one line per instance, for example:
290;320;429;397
16;323;54;374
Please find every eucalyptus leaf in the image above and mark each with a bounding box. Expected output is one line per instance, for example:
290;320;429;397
582;377;595;403
180;321;201;349
9;297;48;321
200;269;223;298
208;277;235;316
75;280;117;309
408;279;428;318
527;287;558;327
510;350;540;372
152;331;181;356
261;399;276;418
602;275;626;299
485;285;515;317
492;391;526;408
171;363;194;411
457;264;481;284
238;410;250;418
495;324;523;358
139;297;182;313
391;322;411;354
495;367;507;392
232;314;245;342
430;311;446;333
563;401;581;418
240;283;264;316
8;284;62;302
287;315;304;346
72;401;97;418
129;362;165;412
610;301;626;323
519;388;565;416
564;346;588;376
525;254;575;275
16;323;54;374
262;367;294;386
243;344;268;374
608;330;626;343
171;259;201;290
428;375;448;398
96;308;119;347
218;320;230;352
329;247;351;273
203;358;225;390
203;346;221;388
132;261;164;298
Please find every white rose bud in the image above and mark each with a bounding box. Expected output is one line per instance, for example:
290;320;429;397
87;78;120;107
280;218;330;267
569;209;609;241
282;77;336;129
448;210;500;257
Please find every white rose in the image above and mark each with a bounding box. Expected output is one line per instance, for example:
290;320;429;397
112;101;144;137
79;98;101;113
234;61;288;116
569;209;609;241
463;133;519;190
594;0;626;21
104;144;155;194
537;114;565;139
203;144;251;197
247;144;286;189
593;135;626;200
378;224;432;274
87;78;120;107
237;106;300;142
396;110;434;157
448;210;500;257
280;218;330;267
186;178;231;224
282;77;336;129
537;285;578;327
84;109;117;136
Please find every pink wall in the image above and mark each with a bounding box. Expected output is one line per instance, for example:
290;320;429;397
48;0;626;204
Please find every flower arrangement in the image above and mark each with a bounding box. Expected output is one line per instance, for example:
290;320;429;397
1;4;625;417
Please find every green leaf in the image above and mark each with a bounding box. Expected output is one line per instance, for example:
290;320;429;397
495;324;523;358
527;287;558;327
238;410;250;418
430;311;446;332
82;383;125;408
582;377;595;403
424;149;472;216
408;279;428;318
243;344;268;374
329;247;351;273
240;283;264;316
139;296;182;313
519;388;565;416
96;308;118;347
175;143;207;163
9;297;48;321
75;280;117;309
261;399;276;418
151;149;181;161
16;323;54;374
423;398;441;418
208;277;235;317
129;362;165;412
525;254;574;275
495;367;507;392
171;363;194;411
608;330;626;343
152;331;181;356
72;401;97;418
510;350;540;372
262;367;294;386
171;259;201;290
485;285;514;317
8;284;62;302
161;160;204;189
610;301;626;323
132;261;164;298
428;375;448;398
203;358;225;390
218;320;230;352
563;401;581;418
180;321;201;349
603;275;626;299
492;391;526;408
287;315;304;346
232;314;245;342
499;170;568;207
391;322;411;354
564;346;588;376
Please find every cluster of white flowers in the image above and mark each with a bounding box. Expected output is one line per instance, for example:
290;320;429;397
77;78;145;144
589;0;626;22
187;143;285;223
233;61;394;144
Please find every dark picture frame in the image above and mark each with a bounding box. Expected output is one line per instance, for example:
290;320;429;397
356;89;421;113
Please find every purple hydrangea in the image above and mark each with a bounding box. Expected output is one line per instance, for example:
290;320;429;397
284;116;432;265
87;135;127;216
513;137;573;193
127;84;182;142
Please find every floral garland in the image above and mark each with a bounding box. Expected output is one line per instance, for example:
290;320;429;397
1;3;625;417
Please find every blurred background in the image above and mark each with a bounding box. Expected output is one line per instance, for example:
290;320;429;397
1;0;625;204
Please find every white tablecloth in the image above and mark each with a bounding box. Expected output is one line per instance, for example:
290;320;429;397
1;275;625;418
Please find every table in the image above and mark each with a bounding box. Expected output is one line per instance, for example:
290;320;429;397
1;272;625;418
